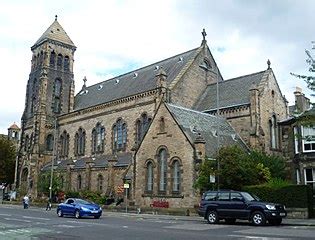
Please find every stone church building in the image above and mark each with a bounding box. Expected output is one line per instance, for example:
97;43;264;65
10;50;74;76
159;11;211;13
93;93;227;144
17;17;288;208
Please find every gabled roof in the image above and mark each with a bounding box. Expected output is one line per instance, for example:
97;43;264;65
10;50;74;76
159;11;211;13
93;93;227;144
194;70;266;111
165;103;248;156
74;47;199;111
32;18;75;49
8;123;20;130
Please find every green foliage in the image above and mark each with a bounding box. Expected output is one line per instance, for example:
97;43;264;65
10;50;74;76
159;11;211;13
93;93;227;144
265;178;292;188
64;190;107;205
249;150;287;180
193;158;216;192
194;145;288;191
65;190;80;198
37;172;63;195
243;184;313;212
0;138;16;184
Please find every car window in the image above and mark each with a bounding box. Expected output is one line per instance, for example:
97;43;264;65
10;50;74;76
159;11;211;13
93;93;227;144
66;199;74;204
76;199;91;205
205;192;217;201
230;192;243;201
217;192;230;201
241;192;256;201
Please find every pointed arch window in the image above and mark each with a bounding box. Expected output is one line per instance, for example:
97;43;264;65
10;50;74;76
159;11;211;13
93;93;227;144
146;161;154;192
158;149;167;192
172;160;181;192
57;54;63;68
24;135;29;152
77;175;82;190
50;51;56;67
53;79;62;113
136;113;151;144
97;175;104;192
46;134;54;151
64;56;70;71
75;128;86;156
113;119;127;151
30;78;37;114
60;131;69;157
269;115;278;149
92;123;105;154
159;117;165;133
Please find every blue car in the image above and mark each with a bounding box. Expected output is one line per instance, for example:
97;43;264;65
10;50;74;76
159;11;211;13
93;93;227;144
57;198;102;219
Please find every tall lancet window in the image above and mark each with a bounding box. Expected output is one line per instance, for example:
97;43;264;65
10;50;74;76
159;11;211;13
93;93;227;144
53;79;62;113
158;148;167;192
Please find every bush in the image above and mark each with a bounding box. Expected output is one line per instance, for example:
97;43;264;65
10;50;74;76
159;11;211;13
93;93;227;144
243;184;313;213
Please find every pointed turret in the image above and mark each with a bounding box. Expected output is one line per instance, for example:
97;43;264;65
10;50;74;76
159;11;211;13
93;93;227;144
31;15;76;50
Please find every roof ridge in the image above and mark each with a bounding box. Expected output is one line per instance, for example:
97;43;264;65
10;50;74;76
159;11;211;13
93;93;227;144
166;103;222;119
82;47;200;90
224;70;266;82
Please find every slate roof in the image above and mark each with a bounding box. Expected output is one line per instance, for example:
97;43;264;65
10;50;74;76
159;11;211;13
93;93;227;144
166;103;248;157
74;48;199;111
194;70;266;111
41;153;132;171
32;18;75;49
8;123;20;130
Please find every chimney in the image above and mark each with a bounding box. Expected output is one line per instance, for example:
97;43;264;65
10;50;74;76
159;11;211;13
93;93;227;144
294;87;310;113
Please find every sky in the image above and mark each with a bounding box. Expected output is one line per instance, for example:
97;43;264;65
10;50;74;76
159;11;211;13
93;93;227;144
0;0;314;134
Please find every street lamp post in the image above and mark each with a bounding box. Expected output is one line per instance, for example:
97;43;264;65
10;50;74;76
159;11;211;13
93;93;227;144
216;64;220;191
49;117;58;201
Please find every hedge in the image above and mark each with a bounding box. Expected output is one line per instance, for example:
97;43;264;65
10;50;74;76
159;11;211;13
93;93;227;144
243;184;313;213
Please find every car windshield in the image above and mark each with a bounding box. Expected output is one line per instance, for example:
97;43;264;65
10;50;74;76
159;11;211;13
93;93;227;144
242;192;259;201
75;199;92;205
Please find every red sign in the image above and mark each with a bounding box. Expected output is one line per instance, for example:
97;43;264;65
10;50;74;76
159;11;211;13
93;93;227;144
151;200;169;208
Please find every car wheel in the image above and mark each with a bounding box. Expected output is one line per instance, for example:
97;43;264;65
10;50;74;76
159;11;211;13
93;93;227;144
57;209;63;217
225;218;236;224
251;211;266;226
269;218;282;225
207;210;218;224
75;210;81;219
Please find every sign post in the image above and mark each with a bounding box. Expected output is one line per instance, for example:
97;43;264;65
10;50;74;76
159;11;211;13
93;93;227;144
124;183;129;213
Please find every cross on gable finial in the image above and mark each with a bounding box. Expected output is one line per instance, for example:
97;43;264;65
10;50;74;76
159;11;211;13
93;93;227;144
55;15;58;21
83;76;87;86
202;28;207;41
267;59;271;69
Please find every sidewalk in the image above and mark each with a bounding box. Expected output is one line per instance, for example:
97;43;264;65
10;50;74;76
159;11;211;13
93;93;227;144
107;211;315;227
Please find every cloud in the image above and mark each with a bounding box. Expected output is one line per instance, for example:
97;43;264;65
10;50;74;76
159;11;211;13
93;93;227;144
0;0;314;134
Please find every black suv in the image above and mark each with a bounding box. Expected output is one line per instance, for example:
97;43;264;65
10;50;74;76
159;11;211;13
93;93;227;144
198;190;286;226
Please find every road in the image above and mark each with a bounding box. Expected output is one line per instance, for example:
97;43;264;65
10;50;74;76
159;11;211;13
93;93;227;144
0;204;314;240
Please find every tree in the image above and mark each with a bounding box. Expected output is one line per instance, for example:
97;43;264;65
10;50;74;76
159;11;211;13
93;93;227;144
290;46;315;97
194;145;279;191
0;137;16;184
37;172;63;196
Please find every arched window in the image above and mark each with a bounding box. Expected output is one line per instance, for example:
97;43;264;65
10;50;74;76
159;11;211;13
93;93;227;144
146;161;153;192
50;51;56;67
75;128;86;156
92;123;105;153
97;175;103;192
77;175;82;190
60;131;69;157
159;117;165;133
57;54;63;68
64;56;70;71
53;79;62;113
30;78;37;114
158;149;167;192
270;115;278;149
136;113;151;144
24;135;29;152
113;119;127;151
46;134;54;151
172;160;181;192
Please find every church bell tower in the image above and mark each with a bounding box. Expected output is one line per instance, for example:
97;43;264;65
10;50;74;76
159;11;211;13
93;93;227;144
18;16;76;196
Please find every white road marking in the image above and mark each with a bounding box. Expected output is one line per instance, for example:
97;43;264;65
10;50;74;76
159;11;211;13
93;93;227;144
165;223;226;230
123;226;128;228
4;217;31;223
22;216;51;221
228;235;290;240
0;213;11;216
